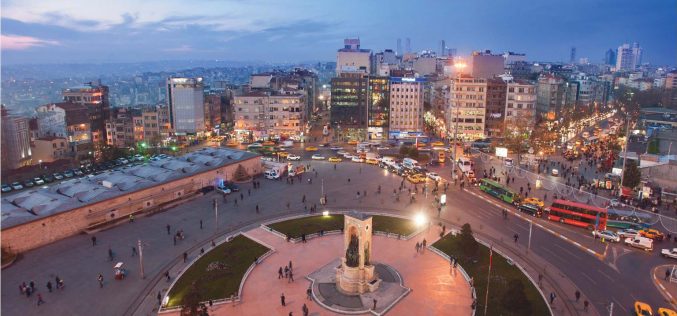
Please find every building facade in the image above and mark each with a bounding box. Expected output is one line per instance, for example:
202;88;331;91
389;77;425;135
167;77;205;135
448;76;487;141
62;83;110;144
485;78;507;137
367;76;390;140
1;106;32;170
31;137;69;163
470;51;504;79
336;39;372;76
36;102;92;162
504;79;537;129
330;74;369;141
616;43;642;71
233;92;306;140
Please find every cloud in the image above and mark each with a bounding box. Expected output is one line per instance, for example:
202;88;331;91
1;34;60;50
163;44;193;52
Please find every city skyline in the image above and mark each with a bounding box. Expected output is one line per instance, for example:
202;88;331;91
1;0;675;66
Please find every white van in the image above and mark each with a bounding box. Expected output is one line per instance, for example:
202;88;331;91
264;169;280;180
380;156;396;168
624;236;653;251
402;158;419;170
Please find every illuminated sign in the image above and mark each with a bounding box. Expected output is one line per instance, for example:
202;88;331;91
495;147;508;158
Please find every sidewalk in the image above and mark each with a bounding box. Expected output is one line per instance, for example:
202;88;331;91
653;265;677;309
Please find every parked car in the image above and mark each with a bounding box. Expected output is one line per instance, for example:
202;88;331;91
351;156;364;163
287;154;301;161
11;182;23;190
661;248;677;259
618;228;639;238
624;236;654;251
63;170;75;178
24;180;35;188
43;174;55;183
73;169;84;176
426;172;442;182
311;154;326;160
33;177;45;185
592;230;621;242
53;173;64;180
2;184;12;193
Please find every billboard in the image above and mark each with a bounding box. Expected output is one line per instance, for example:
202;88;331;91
495;147;508;158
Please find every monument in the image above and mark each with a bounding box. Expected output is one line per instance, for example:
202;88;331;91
336;211;381;294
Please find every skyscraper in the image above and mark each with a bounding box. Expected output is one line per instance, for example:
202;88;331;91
405;38;411;54
616;43;643;71
439;40;446;56
396;38;402;56
330;74;369;141
1;105;32;171
604;49;617;66
570;47;576;64
167;77;205;135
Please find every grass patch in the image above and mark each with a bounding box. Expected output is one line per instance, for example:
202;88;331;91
432;234;549;316
166;234;269;307
267;214;418;239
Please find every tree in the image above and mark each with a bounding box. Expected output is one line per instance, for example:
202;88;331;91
180;284;209;316
232;164;251;182
459;223;478;258
500;279;532;316
622;159;641;188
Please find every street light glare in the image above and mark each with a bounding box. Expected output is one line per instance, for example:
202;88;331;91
414;213;427;226
322;210;329;217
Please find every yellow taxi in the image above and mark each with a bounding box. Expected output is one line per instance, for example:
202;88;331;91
262;141;275;146
634;301;653;316
521;197;544;208
658;307;677;316
366;158;378;165
328;157;342;163
431;141;445;147
407;173;427;184
416;142;427;147
639;228;665;241
347;140;358;145
304;146;318;152
277;151;289;158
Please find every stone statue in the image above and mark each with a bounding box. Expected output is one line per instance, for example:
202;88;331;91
345;234;360;267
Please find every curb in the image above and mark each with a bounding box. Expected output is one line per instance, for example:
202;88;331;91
652;265;677;309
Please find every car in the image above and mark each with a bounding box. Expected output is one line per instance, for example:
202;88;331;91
376;146;390;151
42;174;55;183
431;141;445;147
63;170;75;178
426;172;442;182
658;307;677;316
662;248;677;259
118;158;130;164
522;197;544;208
351;156;364;163
277;151;289;158
262;141;276;146
625;236;654;251
504;158;514;166
319;143;330;147
11;182;23;190
133;154;144;162
304;146;318;152
53;173;64;180
33;177;45;185
336;150;348;156
330;146;343;151
2;184;12;193
407;174;427;184
592;230;621;242
347;140;358;145
618;228;639;238
24;180;35;187
247;143;263;149
216;186;232;194
609;198;621;207
328;157;342;163
366;158;379;165
634;301;653;316
217;182;240;194
73;169;84;176
311;154;326;160
639;228;665;241
551;168;559;176
287;154;301;161
518;204;543;217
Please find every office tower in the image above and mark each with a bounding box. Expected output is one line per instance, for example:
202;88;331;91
448;48;457;57
397;38;402;56
1;105;32;170
405;38;411;53
604;49;617;66
439;40;446;56
336;38;372;76
616;42;643;71
62;82;110;144
570;47;576;64
366;76;390;140
448;76;487;141
389;77;426;135
330;74;369;141
469;50;504;78
167;77;205;135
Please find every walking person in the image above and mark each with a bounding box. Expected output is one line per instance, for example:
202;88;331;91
307;287;312;300
513;233;519;244
302;303;309;316
166;224;171;235
46;281;53;293
98;274;104;288
278;267;284;279
549;292;556;304
289;270;294;282
108;247;114;261
200;219;203;230
575;290;580;302
583;300;589;312
666;268;672;280
37;293;45;306
91;236;97;246
131;246;137;257
256;204;259;213
165;271;170;282
281;293;286;306
183;252;188;263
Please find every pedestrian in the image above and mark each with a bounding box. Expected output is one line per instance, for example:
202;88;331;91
575;290;580;302
200;219;203;230
289;260;293;271
240;193;244;200
583;300;589;311
348;178;351;183
549;292;556;304
129;214;134;223
157;291;162;306
98;274;104;288
234;199;238;207
211;240;216;247
30;280;35;292
513;233;519;244
200;248;204;255
166;224;171;235
278;267;284;279
422;238;427;248
132;246;137;257
415;242;420;253
302;303;309;316
666;268;671;280
46;281;53;293
183;252;188;263
307;287;312;299
37;293;45;306
285;266;289;278
91;236;97;246
256;204;259;213
281;293;286;306
108;247;114;261
165;271;170;282
289;270;294;282
373;298;377;310
248;189;251;196
173;235;177;246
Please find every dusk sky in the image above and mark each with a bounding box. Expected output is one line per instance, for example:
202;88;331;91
1;0;675;66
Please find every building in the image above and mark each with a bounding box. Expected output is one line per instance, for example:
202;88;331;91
31;137;69;163
504;78;537;130
448;76;487;141
130;105;172;146
616;43;643;71
1;106;32;170
536;74;567;118
1;148;261;252
106;107;137;148
666;71;677;90
570;47;576;64
389;77;425;136
167;77;206;135
204;93;224;131
233;91;306;141
36;102;92;162
336;38;372;76
330;74;369;141
367;76;390;140
604;49;617;66
503;52;526;67
470;50;504;79
62;82;110;144
485;78;507;137
413;53;437;76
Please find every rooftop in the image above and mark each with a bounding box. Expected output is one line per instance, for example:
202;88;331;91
1;148;258;229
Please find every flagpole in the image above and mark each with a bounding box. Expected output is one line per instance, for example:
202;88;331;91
484;245;493;315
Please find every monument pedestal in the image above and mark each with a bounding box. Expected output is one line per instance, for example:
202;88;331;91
336;258;380;294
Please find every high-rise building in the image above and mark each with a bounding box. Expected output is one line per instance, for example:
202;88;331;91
604;49;617;66
536;74;567;118
616;43;642;71
397;38;402;56
389;77;426;136
367;76;390;140
439;40;446;56
336;38;372;76
330;74;369;141
570;47;576;64
470;51;504;79
62;82;110;144
233;91;305;141
448;76;487;141
1;106;32;171
405;38;411;54
167;77;206;135
504;78;537;129
204;94;224;131
485;78;507;137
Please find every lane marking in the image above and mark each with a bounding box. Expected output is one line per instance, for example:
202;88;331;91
599;270;615;282
552;243;582;260
613;299;628;314
581;271;598;285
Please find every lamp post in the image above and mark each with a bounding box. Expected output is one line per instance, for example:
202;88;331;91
618;113;631;196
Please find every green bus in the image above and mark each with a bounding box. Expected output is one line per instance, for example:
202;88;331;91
479;178;520;205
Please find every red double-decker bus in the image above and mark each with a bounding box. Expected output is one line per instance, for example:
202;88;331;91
545;199;607;230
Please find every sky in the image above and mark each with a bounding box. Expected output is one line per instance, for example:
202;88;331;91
1;0;675;66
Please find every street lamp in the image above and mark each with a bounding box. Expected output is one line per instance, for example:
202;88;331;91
38;159;43;169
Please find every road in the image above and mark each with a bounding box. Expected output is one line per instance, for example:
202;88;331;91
1;146;671;316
